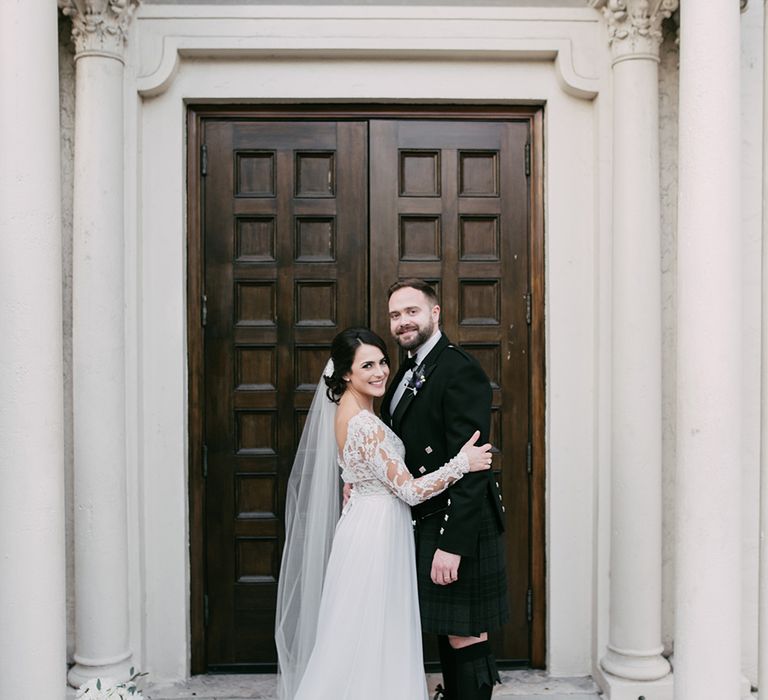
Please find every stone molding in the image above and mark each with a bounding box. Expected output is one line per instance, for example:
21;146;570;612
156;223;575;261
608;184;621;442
58;0;140;60
135;5;601;100
590;0;679;63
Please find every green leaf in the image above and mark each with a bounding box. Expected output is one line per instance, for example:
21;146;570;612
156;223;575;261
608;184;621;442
97;679;102;691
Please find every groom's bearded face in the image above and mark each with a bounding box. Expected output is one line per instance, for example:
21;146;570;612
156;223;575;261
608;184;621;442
388;287;440;352
396;317;434;351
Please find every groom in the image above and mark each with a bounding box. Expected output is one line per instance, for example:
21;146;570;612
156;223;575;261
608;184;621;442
381;279;508;700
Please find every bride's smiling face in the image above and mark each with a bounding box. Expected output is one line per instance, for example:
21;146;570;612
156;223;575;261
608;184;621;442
344;343;390;399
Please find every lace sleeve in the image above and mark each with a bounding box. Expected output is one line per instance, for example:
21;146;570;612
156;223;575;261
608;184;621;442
353;415;469;506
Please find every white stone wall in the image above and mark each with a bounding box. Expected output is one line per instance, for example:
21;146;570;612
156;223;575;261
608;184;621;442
130;4;606;681
54;0;767;688
58;11;76;667
739;0;764;688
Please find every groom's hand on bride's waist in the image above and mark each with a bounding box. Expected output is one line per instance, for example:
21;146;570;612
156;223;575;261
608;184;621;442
431;548;461;585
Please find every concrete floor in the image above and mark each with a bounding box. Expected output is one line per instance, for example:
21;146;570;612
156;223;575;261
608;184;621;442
107;670;602;700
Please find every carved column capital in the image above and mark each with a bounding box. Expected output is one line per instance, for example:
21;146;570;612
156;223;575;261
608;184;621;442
590;0;679;63
58;0;140;60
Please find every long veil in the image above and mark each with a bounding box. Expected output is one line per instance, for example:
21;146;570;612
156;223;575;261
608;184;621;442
275;359;340;699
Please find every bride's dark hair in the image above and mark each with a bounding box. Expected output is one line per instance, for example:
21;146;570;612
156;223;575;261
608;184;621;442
325;328;390;403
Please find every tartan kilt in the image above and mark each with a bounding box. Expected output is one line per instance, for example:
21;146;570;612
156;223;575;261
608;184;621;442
415;504;509;637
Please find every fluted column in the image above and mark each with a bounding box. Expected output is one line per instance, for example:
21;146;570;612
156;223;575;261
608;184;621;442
0;3;66;697
59;0;141;687
590;1;675;695
675;2;742;698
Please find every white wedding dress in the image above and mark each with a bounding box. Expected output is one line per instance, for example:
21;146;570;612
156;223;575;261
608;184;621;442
293;409;469;700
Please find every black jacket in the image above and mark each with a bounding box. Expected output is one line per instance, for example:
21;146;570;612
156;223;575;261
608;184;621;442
381;334;505;557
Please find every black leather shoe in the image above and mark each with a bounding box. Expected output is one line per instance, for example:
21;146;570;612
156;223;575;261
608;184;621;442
433;683;448;700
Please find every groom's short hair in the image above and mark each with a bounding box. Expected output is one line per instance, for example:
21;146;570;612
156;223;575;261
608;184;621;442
387;278;439;307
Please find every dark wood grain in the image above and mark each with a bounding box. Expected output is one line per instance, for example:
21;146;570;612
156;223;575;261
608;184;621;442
197;118;368;671
187;108;206;675
529;109;547;669
188;105;546;673
370;118;536;666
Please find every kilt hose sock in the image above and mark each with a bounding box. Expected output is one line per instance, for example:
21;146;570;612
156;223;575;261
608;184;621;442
433;639;500;700
452;640;500;700
435;635;457;699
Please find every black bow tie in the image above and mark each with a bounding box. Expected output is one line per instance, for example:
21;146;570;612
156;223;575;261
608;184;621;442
402;355;418;372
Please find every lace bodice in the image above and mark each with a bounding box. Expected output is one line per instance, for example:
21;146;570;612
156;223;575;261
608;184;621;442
340;410;469;506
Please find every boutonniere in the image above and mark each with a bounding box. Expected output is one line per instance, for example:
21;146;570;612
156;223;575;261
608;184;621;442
405;363;427;396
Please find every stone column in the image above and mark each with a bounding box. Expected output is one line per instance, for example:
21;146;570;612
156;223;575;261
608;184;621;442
0;3;66;697
590;1;676;697
58;0;140;687
674;2;742;699
760;1;768;695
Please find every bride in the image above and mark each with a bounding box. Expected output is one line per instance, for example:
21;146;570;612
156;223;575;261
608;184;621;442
275;328;493;700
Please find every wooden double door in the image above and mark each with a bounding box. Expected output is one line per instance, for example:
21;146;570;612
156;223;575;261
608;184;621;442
188;108;545;674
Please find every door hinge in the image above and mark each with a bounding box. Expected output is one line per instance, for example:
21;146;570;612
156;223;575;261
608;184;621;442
524;142;531;177
201;293;208;326
200;144;208;176
204;593;209;626
203;444;208;478
526;442;532;475
525;292;532;325
526;589;533;622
